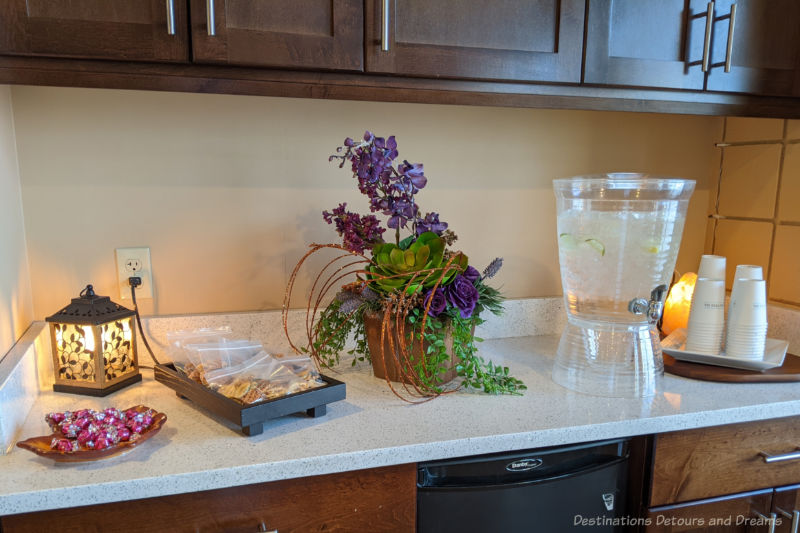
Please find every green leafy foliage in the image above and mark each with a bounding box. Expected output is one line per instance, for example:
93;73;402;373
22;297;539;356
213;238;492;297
314;299;526;396
313;299;372;368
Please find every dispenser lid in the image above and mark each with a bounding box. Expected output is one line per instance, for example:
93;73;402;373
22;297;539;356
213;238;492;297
553;173;695;200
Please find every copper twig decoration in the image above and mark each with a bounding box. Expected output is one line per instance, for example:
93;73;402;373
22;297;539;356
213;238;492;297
283;243;465;402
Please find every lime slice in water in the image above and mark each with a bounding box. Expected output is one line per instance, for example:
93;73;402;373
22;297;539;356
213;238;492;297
559;233;580;252
584;238;605;256
642;238;660;254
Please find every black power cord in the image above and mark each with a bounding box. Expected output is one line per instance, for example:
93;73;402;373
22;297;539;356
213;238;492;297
129;276;161;366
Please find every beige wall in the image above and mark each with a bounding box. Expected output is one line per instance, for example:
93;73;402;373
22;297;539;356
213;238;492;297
708;117;800;306
11;86;721;318
0;86;34;356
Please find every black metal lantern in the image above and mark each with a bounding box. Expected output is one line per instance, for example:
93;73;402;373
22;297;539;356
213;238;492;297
46;284;142;396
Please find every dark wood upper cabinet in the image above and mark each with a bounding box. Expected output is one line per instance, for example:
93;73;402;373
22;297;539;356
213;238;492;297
364;0;585;83
0;0;189;62
190;0;363;71
706;0;800;97
584;0;709;90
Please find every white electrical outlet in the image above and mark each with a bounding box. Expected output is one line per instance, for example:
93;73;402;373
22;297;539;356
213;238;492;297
115;247;153;300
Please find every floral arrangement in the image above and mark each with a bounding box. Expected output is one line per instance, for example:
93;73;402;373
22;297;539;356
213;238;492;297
283;132;525;401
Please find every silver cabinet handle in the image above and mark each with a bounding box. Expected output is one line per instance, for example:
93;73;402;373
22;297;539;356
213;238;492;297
165;0;176;35
775;508;800;533
724;3;737;72
702;1;714;72
381;0;390;51
753;510;777;533
207;0;217;36
257;523;277;533
759;448;800;463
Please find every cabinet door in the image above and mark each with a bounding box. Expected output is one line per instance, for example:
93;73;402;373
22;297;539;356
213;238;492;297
0;1;188;62
646;489;773;532
0;465;416;533
191;0;363;71
706;0;800;97
585;0;709;90
364;0;585;83
772;485;800;533
651;417;800;506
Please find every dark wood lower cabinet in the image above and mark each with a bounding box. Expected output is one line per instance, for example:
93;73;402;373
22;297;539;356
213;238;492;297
0;464;416;533
646;490;774;532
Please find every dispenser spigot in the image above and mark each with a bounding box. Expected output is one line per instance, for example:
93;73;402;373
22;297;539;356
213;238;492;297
628;284;668;324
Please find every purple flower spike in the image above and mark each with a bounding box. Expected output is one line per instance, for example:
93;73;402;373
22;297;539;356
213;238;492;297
328;131;450;247
399;160;427;191
322;203;385;254
416;212;448;236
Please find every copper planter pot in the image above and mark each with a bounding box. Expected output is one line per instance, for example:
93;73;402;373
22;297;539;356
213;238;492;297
362;310;461;385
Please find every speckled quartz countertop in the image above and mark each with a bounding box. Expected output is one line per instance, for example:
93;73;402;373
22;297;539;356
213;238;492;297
2;334;800;516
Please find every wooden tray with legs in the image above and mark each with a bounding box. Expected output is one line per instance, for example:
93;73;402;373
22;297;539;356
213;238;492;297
154;363;345;436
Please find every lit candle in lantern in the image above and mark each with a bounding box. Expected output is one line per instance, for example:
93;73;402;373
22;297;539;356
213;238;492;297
661;272;698;335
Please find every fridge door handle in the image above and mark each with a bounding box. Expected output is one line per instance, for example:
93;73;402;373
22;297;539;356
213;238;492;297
419;456;628;490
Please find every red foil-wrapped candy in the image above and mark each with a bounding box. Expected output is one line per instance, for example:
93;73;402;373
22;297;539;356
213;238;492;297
117;428;131;441
55;439;76;452
59;422;79;438
76;430;93;446
47;412;66;425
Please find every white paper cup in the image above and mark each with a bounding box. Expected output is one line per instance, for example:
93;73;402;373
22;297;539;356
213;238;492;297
686;333;724;355
730;265;764;305
725;279;768;359
726;335;767;359
698;255;726;282
728;279;767;327
734;264;763;281
685;278;725;355
687;278;726;325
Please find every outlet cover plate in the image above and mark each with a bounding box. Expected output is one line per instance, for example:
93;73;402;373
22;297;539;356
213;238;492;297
115;247;153;300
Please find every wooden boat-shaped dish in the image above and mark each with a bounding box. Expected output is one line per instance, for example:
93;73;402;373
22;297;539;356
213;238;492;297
16;405;167;463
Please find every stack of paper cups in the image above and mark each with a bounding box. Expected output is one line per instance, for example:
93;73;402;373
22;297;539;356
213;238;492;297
726;279;768;359
697;255;726;282
685;278;725;355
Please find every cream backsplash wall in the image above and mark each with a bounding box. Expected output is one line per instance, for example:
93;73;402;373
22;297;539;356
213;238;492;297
11;86;721;318
0;86;34;356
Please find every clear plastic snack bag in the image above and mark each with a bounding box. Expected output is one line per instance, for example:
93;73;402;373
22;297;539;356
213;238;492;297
177;339;263;386
166;327;233;372
205;351;324;404
188;339;263;371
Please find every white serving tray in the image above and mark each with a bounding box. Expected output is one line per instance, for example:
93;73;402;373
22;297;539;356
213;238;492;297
661;328;789;372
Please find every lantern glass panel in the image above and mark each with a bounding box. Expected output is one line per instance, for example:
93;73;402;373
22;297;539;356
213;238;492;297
53;323;97;382
102;318;135;381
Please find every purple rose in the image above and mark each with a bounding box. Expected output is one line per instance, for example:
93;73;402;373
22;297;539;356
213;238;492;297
423;287;447;317
445;275;480;319
462;265;480;285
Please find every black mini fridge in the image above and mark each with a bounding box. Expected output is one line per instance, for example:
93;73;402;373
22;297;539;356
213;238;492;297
417;439;630;532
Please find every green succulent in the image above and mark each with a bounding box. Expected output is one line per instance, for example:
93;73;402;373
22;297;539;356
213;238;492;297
367;232;467;294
